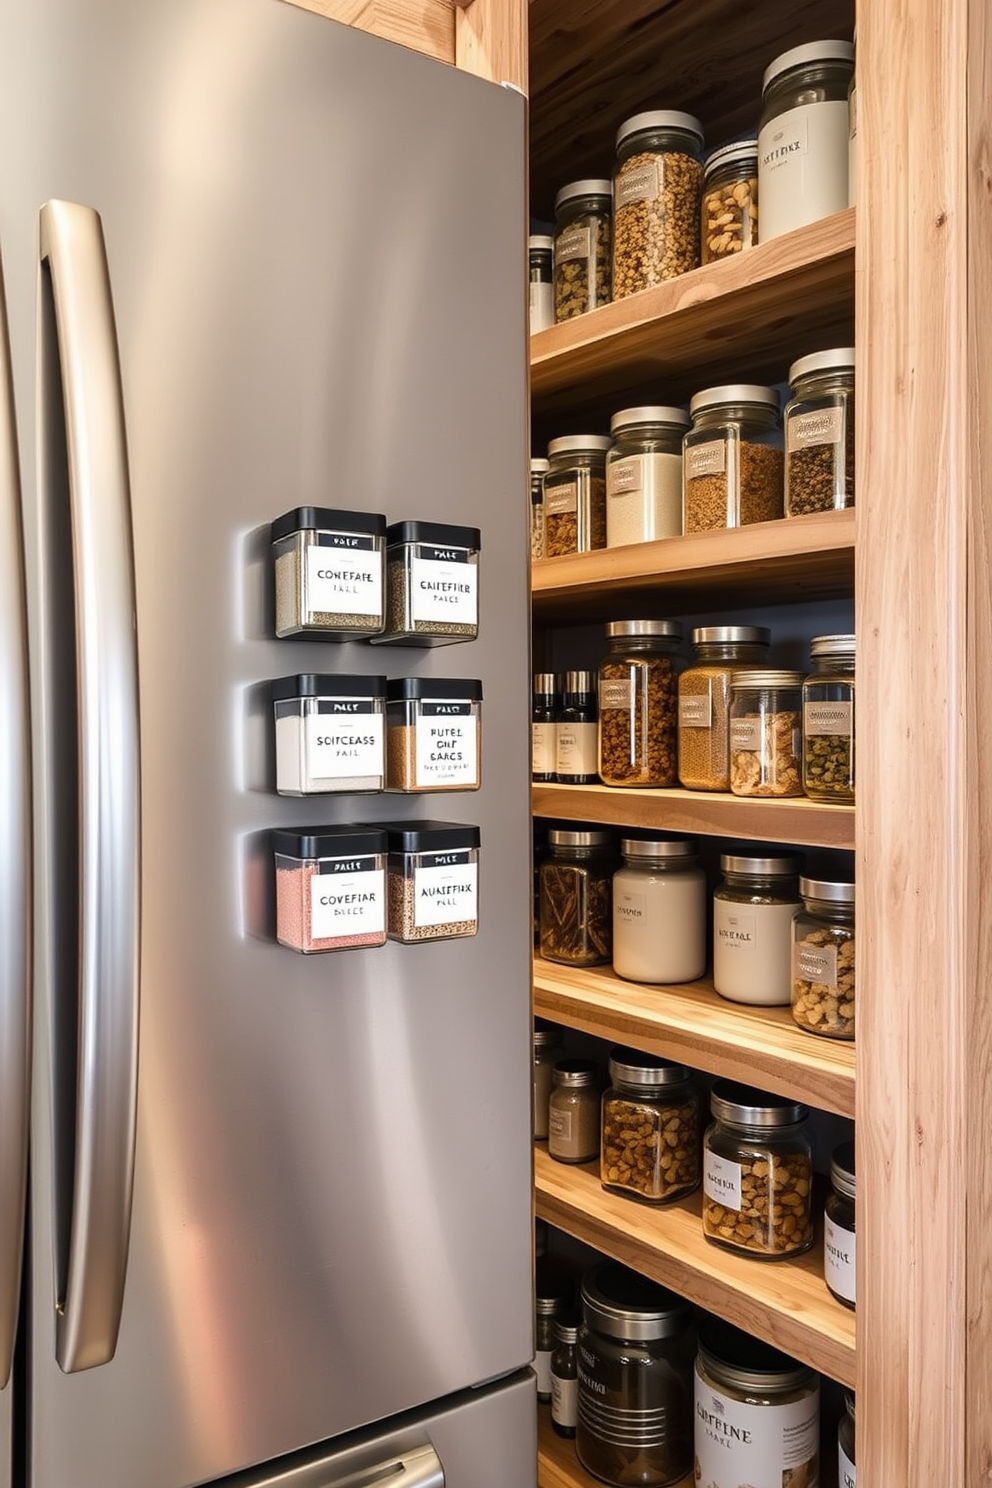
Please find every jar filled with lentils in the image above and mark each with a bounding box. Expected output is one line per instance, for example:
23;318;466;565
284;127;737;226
677;625;771;791
792;876;856;1039
544;435;611;558
803;632;856;800
785;347;856;515
683;385;784;531
554;179;612;321
702;1081;814;1259
606;405;689;547
729;670;804;798
601;1047;700;1205
598;619;681;787
613;110;704;298
700;138;759;262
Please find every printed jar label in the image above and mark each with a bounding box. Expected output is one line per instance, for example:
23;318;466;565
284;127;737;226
307;707;384;779
599;677;632;711
413;857;478;928
306;541;382;618
758;98;851;240
839;1441;857;1487
804;699;853;737
796;938;838;987
685;440;726;479
410;553;478;626
730;716;762;751
694;1368;820;1488
703;1149;742;1210
680;692;712;728
548;1106;573;1142
616;159;661;208
544;481;578;516
535;1349;553;1398
556;722;598;776
787;405;844;450
824;1211;857;1304
556;224;592;263
607;452;683;544
715;910;756;952
607;456;643;495
415;709;477;787
551;1372;579;1429
615;888;647;923
532;721;554;774
311;859;385;939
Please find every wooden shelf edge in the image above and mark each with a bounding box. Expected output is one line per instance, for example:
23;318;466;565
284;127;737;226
537;1412;692;1488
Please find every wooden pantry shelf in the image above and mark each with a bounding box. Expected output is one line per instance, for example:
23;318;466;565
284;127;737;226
534;1146;856;1388
533;960;855;1119
537;1410;692;1488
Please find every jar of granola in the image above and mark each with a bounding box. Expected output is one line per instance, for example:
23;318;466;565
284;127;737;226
612;111;704;298
792;877;856;1039
544;436;611;558
682;385;784;532
598;619;681;786
785;348;856;515
601;1047;700;1204
728;670;804;797
702;1081;814;1259
554;179;612;320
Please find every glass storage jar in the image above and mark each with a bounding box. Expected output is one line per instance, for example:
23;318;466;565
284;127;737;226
271;506;387;639
702;1081;814;1259
613;111;704;298
551;1310;581;1438
606;406;689;547
384;677;482;793
272;673;387;795
824;1140;856;1309
376;520;480;646
700;138;759;262
785;348;856;515
383;820;479;943
601;1046;700;1204
533;1019;566;1142
549;1058;601;1164
598;619;681;786
532;671;557;783
530;456;548;560
729;669;804;797
539;828;615;967
713;852;803;1005
802;632;856;800
838;1391;857;1486
555;669;598;784
554;178;612;320
612;837;706;984
577;1261;696;1488
543;435;611;558
273;826;388;954
528;234;554;334
758;40;854;241
682;385;784;531
677;625;771;791
792;876;856;1039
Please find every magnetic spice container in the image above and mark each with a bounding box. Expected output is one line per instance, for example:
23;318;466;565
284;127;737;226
375;521;480;646
785;348;856;515
683;385;784;532
677;625;771;791
824;1141;857;1309
272;674;386;795
712;852;803;1006
273;827;388;954
702;1082;814;1259
383;820;479;942
803;632;856;801
612;110;704;297
548;1059;600;1164
758;40;854;241
598;619;681;786
601;1047;700;1204
554;179;612;321
544;436;611;558
605;406;689;547
271;506;387;639
385;677;482;792
700;138;759;262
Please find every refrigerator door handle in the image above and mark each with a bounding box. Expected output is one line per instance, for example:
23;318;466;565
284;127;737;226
39;200;141;1374
322;1443;444;1488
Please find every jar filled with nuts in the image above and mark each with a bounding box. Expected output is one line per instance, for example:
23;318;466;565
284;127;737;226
682;385;784;532
606;405;689;547
539;827;616;967
700;138;758;263
601;1047;700;1204
528;235;554;334
785;348;856;516
803;632;856;800
712;852;804;1006
758;40;854;242
702;1081;814;1259
612;110;704;299
598;619;681;786
792;876;856;1039
729;669;804;798
824;1140;856;1309
678;625;771;791
554;179;612;321
544;435;611;558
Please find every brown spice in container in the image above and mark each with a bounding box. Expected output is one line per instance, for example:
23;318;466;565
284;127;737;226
684;441;784;531
677;668;734;790
599;657;677;786
544;476;606;558
787;422;856;514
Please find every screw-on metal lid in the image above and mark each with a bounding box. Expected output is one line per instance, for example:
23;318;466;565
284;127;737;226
689;384;780;415
729;669;805;688
697;1317;816;1394
562;669;596;695
553;1310;581;1345
692;625;770;646
528;234;554;252
709;1079;808;1128
620;837;696;862
831;1141;856;1199
581;1261;693;1342
554;178;613;211
610;405;691;433
616;110;705;150
531;457;550;474
788;347;856;384
605;619;682;639
548;828;613;848
762;39;854;93
533;1022;563;1050
547;435;612;457
552;1058;598;1088
800;876;855;905
720;853;803;876
608;1046;693;1087
533;672;556;695
810;633;856;658
703;137;759;180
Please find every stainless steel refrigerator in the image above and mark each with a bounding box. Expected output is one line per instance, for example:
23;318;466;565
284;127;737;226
0;2;535;1486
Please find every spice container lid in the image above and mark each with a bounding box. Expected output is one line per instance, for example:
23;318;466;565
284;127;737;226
270;507;387;542
709;1079;809;1128
788;347;857;383
616;110;705;149
830;1141;856;1199
620;837;697;861
533;672;556;694
697;1316;816;1393
530;457;550;473
703;136;758;179
270;673;387;702
809;632;856;658
762;39;855;93
605;618;682;639
608;1046;693;1087
548;828;614;848
385;520;481;550
554;179;613;210
581;1261;693;1342
689;384;780;415
386;677;482;702
553;1057;598;1088
382;820;481;854
528;234;554;252
272;826;388;860
800;876;855;905
610;405;690;433
720;852;803;876
553;1309;581;1345
562;669;596;694
547;435;612;457
691;625;770;646
729;668;805;688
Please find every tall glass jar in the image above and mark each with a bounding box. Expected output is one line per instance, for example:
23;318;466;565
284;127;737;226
677;625;771;791
601;1047;700;1204
530;456;548;560
700;138;759;262
792;877;856;1039
549;1058;600;1164
533;1019;566;1141
539;828;615;967
824;1140;856;1310
758;40;854;241
713;853;803;1006
729;669;804;797
702;1081;814;1259
612;838;706;984
532;671;557;783
803;632;856;800
612;111;704;298
554;179;612;320
556;669;598;784
598;619;681;786
606;406;689;547
785;348;856;515
682;385;784;531
528;234;554;334
544;435;611;557
838;1391;857;1486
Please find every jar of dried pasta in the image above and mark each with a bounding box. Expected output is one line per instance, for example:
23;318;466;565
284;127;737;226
612;110;704;298
543;435;611;558
792;876;856;1039
728;670;804;797
601;1047;700;1204
554;179;612;321
683;385;784;531
700;138;758;263
785;347;856;515
677;625;770;791
802;632;856;800
539;828;615;967
702;1081;814;1259
598;619;681;786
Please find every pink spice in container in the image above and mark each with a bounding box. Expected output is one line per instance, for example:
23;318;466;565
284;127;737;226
273;826;388;953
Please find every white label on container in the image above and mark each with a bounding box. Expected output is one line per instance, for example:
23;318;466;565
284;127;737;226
410;555;478;626
307;711;384;779
548;1105;573;1143
532;721;554;775
556;722;598;777
310;862;385;940
615;888;647;924
804;699;853;737
714;898;800;1004
703;1150;743;1210
715;910;756;952
556;224;591;262
535;1350;553;1398
413;859;478;928
685;440;727;479
599;677;632;711
680;691;712;728
796;938;838;987
607;456;643;495
788;405;844;450
606;452;683;545
415;711;477;787
306;543;382;618
529;280;554;333
730;716;762;751
551;1372;579;1429
616;160;661;208
545;481;578;516
824;1212;857;1304
839;1441;857;1487
695;1369;820;1488
758;98;850;240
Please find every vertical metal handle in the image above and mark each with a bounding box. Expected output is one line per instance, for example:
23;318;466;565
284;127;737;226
39;200;141;1373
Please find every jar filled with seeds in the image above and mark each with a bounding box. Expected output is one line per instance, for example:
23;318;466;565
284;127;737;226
682;385;784;531
824;1141;856;1310
803;632;856;800
758;40;854;242
598;619;681;787
792;876;856;1039
702;1081;814;1259
539;827;615;967
529;234;554;334
729;669;804;798
713;853;804;1006
555;669;599;784
700;138;758;263
612;838;706;984
273;826;388;954
385;677;482;792
839;1392;857;1486
785;348;856;515
549;1058;601;1164
677;625;771;791
554;179;612;321
530;456;548;560
612;110;704;298
376;521;480;646
606;406;689;547
532;671;557;783
601;1047;700;1204
533;1019;566;1141
544;435;611;558
271;506;387;639
384;820;479;943
271;672;387;795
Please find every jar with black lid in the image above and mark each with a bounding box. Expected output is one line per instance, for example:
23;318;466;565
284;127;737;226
556;669;598;784
528;235;554;334
598;619;681;786
785;348;856;516
802;632;856;801
577;1261;696;1487
601;1047;699;1204
702;1081;814;1259
271;506;387;639
550;1309;581;1438
678;625;771;791
792;876;856;1039
683;385;784;532
729;669;804;798
539;828;615;967
838;1391;857;1486
606;406;689;547
544;435;611;558
613;110;704;298
375;521;480;646
824;1140;856;1309
758;40;854;241
701;138;758;262
554;179;612;321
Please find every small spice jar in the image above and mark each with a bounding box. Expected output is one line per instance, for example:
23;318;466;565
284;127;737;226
384;820;479;943
758;40;855;242
612;838;706;984
385;677;482;792
729;669;804;797
554;179;613;321
677;625;771;791
543;436;611;558
612;111;704;299
549;1058;600;1164
528;235;554;334
530;457;548;560
375;521;480;646
700;138;759;263
601;1047;700;1204
606;406;689;547
785;348;856;515
539;828;615;967
273;826;388;954
535;1272;573;1403
713;853;804;1006
271;673;387;796
824;1140;857;1310
550;1309;581;1438
532;671;557;783
702;1081;814;1259
803;632;856;800
577;1261;696;1488
838;1391;857;1486
598;619;681;787
533;1019;566;1141
683;385;784;532
694;1317;820;1486
792;877;856;1039
555;669;599;784
271;506;387;639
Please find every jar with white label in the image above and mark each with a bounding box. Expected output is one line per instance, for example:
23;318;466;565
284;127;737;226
598;619;681;786
613;111;704;298
532;672;557;783
825;1141;856;1309
271;506;387;639
677;625;771;791
702;1082;814;1258
838;1391;857;1486
530;457;548;560
554;179;612;321
533;1020;566;1141
550;1309;581;1438
713;853;803;1005
544;436;611;558
539;828;615;967
785;348;856;516
682;385;784;532
376;521;480;646
549;1059;600;1164
556;670;598;784
612;838;706;984
601;1047;700;1204
700;137;759;262
535;1272;573;1404
272;673;387;795
803;632;855;800
729;669;804;797
384;820;479;943
694;1317;820;1487
273;826;388;954
385;677;482;792
793;877;856;1039
606;406;689;547
528;235;554;334
758;40;854;242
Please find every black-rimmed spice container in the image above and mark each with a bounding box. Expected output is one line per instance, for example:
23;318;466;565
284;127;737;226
273;826;387;954
384;820;479;942
375;521;480;646
272;674;386;795
385;678;482;792
271;506;387;639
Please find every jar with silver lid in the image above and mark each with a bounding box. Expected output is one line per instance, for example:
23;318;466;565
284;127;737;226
554;179;612;321
549;1058;600;1164
613;110;704;298
535;1271;573;1404
792;876;856;1038
598;619;681;786
550;1309;581;1438
729;669;804;797
713;852;803;1005
556;669;598;785
601;1046;700;1204
539;828;615;967
544;435;611;558
701;137;758;262
824;1140;856;1309
702;1081;814;1259
606;406;689;547
532;671;557;783
758;40;854;241
678;625;771;791
528;234;554;334
785;348;856;516
683;385;784;532
533;1019;566;1141
530;457;548;560
803;632;856;800
612;837;706;984
838;1391;857;1486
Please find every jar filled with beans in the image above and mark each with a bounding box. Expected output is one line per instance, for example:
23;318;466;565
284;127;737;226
554;179;612;321
544;435;611;558
700;138;758;263
802;632;856;800
601;1047;700;1205
702;1081;814;1260
678;625;771;791
613;110;704;298
729;670;804;798
683;385;784;532
792;876;856;1039
785;347;856;515
598;619;682;786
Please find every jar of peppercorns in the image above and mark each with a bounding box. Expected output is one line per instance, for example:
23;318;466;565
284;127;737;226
601;1047;700;1204
702;1081;814;1260
612;110;704;298
597;619;682;786
554;179;612;321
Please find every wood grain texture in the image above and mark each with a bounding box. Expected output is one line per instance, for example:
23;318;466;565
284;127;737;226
537;1411;693;1488
282;0;455;61
455;0;527;88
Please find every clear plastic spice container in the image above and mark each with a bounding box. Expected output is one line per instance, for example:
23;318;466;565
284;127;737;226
803;632;856;800
550;1309;581;1438
683;385;784;532
556;669;598;784
554;179;612;321
729;669;804;797
376;521;480;646
385;677;482;793
606;406;689;547
273;826;388;954
532;671;557;783
713;853;804;1006
384;820;479;943
533;1019;566;1141
598;619;681;786
792;876;856;1039
758;40;854;241
271;506;387;639
678;625;771;791
577;1261;696;1488
702;1081;814;1259
824;1140;856;1310
528;235;554;334
612;110;704;298
785;348;856;515
601;1046;700;1204
530;456;548;560
272;673;387;795
839;1391;857;1486
701;138;759;263
612;838;706;984
539;828;615;967
549;1058;600;1164
544;435;611;558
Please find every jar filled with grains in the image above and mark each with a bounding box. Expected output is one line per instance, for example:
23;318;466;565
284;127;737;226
803;632;856;800
700;138;759;263
702;1081;814;1259
677;625;771;791
530;457;548;560
554;179;613;321
612;838;706;984
785;348;856;515
824;1141;857;1310
598;619;681;787
612;110;704;298
539;828;616;967
385;677;482;792
271;506;387;639
549;1058;601;1164
713;853;804;1006
533;1019;566;1141
271;673;387;795
758;40;854;242
544;435;611;558
383;820;479;943
728;669;804;798
792;876;856;1039
273;826;388;954
606;406;689;547
375;521;480;646
682;385;784;532
601;1047;700;1204
528;234;554;334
